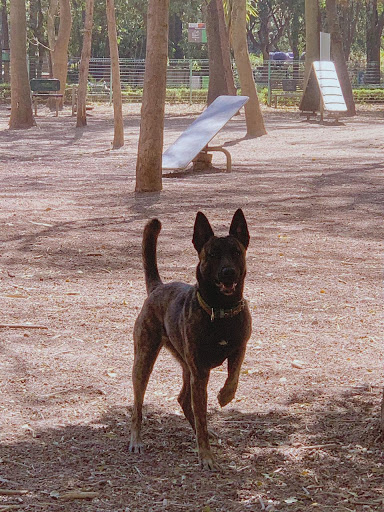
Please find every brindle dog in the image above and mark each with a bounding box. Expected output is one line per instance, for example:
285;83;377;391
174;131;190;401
129;209;252;470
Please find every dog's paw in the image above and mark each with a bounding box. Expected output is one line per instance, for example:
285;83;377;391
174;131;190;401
217;385;236;407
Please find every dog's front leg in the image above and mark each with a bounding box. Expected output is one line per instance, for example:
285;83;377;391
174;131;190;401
190;370;218;470
218;345;246;407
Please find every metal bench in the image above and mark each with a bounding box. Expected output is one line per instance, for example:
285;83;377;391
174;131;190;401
162;95;249;172
30;78;63;117
270;78;303;107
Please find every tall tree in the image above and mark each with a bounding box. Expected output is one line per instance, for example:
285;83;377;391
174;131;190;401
49;0;72;107
2;0;10;82
325;0;356;116
246;1;289;59
230;0;266;137
76;0;94;127
169;13;183;58
28;0;38;79
365;0;384;84
135;0;170;192
301;0;320;101
9;0;35;129
206;0;236;105
338;0;362;61
106;0;124;149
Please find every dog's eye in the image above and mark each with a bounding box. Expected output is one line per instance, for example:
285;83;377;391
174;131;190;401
233;249;242;257
207;250;218;258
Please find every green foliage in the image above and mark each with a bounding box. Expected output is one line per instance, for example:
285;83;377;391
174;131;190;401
68;0;205;59
120;86;208;104
223;0;258;24
258;86;269;104
249;53;264;67
353;87;384;103
0;83;11;102
23;0;384;69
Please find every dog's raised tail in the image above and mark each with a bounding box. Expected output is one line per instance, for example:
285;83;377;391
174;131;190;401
142;218;162;295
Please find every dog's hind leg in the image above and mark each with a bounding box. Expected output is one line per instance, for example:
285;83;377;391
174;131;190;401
129;324;162;454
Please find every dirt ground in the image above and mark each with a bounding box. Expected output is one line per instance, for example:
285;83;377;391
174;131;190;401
0;103;383;512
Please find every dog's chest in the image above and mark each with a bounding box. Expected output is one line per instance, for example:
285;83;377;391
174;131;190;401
195;320;245;367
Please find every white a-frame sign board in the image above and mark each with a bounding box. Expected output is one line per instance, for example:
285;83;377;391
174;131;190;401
300;61;347;121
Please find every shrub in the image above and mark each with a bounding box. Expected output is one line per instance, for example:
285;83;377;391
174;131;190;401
353;87;384;104
0;83;11;102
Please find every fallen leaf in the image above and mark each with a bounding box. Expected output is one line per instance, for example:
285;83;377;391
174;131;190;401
60;491;99;501
292;359;305;369
284;497;298;504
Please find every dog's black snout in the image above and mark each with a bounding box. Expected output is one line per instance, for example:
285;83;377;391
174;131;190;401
219;267;236;281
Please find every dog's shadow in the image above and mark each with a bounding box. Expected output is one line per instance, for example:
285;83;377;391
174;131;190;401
1;387;381;510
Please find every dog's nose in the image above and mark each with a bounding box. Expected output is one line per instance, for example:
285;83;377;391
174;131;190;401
220;267;236;281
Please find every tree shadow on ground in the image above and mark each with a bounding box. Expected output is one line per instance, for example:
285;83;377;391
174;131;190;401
1;386;382;512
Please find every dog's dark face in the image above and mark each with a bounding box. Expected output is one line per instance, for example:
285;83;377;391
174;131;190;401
193;209;249;301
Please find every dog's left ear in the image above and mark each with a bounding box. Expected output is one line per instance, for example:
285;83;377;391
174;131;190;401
229;209;249;249
193;212;214;253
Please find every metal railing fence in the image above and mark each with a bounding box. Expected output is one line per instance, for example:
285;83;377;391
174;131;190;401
9;57;384;105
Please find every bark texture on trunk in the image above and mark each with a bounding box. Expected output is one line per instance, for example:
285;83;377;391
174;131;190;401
230;0;266;137
135;0;169;192
50;0;72;107
302;0;320;87
76;0;94;127
2;0;10;82
206;0;236;105
325;0;356;116
365;0;384;84
106;0;124;149
9;0;35;129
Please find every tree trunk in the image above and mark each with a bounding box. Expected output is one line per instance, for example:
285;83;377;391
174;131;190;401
47;0;59;54
325;0;356;116
302;0;320;89
50;0;72;108
9;0;35;129
28;0;38;79
135;0;169;192
169;13;183;59
9;0;36;130
36;0;45;78
381;387;384;434
106;0;124;149
2;0;10;83
206;0;236;105
230;0;266;138
338;0;361;61
257;2;271;61
76;0;94;127
365;0;384;84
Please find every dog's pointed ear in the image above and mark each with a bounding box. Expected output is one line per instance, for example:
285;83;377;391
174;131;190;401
229;209;249;249
193;212;214;253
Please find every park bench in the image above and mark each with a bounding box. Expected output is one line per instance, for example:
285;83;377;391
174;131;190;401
30;78;63;117
270;78;303;107
162;95;249;173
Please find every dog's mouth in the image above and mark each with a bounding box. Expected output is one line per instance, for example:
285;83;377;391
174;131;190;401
216;281;238;296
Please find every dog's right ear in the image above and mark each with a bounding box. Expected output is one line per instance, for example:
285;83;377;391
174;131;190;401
193;212;214;253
